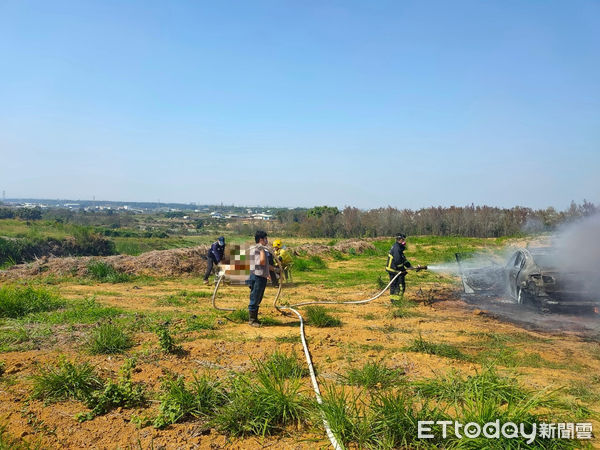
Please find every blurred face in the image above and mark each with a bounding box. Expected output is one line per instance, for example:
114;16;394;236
260;237;268;245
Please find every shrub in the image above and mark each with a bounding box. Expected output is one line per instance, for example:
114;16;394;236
0;286;65;318
31;358;102;402
304;306;341;327
86;323;133;354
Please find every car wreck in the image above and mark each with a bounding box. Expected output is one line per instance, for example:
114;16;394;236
456;248;600;312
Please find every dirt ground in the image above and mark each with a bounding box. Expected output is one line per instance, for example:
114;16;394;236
1;259;600;448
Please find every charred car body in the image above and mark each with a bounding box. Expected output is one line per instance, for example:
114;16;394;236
456;248;599;312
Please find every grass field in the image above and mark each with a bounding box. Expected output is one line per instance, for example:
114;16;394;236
0;232;598;448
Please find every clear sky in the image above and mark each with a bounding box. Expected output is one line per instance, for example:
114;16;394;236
1;0;598;210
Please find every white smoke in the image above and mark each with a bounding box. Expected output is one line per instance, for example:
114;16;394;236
552;214;600;272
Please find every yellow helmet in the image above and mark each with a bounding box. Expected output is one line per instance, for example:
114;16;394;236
273;239;282;248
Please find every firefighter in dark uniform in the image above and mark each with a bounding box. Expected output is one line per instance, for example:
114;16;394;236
386;233;412;302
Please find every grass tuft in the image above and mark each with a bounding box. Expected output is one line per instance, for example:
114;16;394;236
87;261;132;283
86;323;133;354
31;358;102;403
304;306;341;327
406;333;469;360
342;361;405;389
259;351;308;379
154;373;227;428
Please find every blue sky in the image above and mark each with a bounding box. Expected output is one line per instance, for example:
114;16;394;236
1;0;598;209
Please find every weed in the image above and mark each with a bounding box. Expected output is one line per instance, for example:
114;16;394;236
304;306;341;327
227;309;249;323
186;316;215;331
86;323;133;354
214;365;309;436
341;361;404;389
156;325;183;354
275;334;300;343
317;384;375;448
154;373;226;428
31;358;102;403
77;360;146;421
178;290;211;298
25;296;124;325
413;366;529;405
405;333;469;360
259;351;308;379
86;261;132;283
0;286;64;318
293;255;327;272
362;313;376;320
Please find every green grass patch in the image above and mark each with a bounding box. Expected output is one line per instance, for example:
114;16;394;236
86;261;132;283
31;358;102;403
186;316;216;331
341;361;405;389
153;373;227;429
292;255;327;272
86;323;133;354
405;333;469;360
0;286;65;318
258;351;308;379
227;309;249;323
304;306;341;327
25;297;124;325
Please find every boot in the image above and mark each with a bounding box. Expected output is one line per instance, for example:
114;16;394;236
248;309;261;327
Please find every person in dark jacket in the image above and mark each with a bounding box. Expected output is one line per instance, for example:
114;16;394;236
386;233;411;302
203;236;225;284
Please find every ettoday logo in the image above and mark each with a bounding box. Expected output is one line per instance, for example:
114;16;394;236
418;421;593;443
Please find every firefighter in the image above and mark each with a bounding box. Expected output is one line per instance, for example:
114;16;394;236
203;236;225;284
273;239;293;282
386;233;412;302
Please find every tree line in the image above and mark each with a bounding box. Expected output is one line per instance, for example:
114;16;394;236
273;201;597;238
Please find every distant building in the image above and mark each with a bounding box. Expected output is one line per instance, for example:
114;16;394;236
252;213;273;221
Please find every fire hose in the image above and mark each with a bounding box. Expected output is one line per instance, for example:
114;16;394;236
210;258;426;449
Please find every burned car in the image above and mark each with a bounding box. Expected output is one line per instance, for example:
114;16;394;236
456;248;599;312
